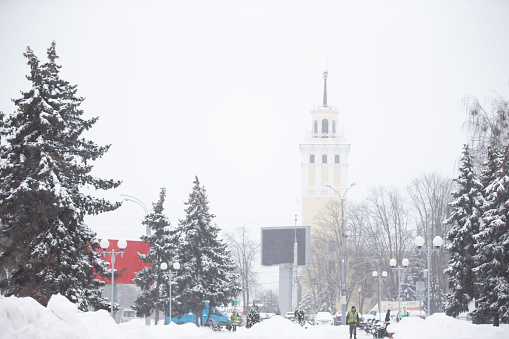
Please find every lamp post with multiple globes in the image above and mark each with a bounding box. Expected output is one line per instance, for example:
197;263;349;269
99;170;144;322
415;235;443;316
161;261;180;324
389;258;409;321
99;239;127;321
372;270;387;321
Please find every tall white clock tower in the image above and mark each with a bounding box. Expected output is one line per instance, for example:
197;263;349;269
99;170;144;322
300;71;350;229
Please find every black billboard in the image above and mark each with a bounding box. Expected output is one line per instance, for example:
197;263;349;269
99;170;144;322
261;226;310;266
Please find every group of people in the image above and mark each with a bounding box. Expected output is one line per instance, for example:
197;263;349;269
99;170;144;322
225;305;361;338
346;306;396;339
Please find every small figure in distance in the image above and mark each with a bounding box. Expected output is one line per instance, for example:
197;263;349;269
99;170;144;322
348;306;360;339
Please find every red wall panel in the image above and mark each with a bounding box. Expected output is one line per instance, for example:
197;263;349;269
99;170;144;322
95;239;150;285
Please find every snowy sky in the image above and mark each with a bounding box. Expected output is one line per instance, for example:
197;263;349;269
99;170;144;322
1;0;509;290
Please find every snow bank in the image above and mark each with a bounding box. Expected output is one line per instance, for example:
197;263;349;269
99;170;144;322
0;294;87;338
1;294;509;339
235;315;308;339
387;313;508;339
0;294;220;339
47;294;78;324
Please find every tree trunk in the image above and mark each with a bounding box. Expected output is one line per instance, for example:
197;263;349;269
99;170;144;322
196;309;203;326
245;268;250;315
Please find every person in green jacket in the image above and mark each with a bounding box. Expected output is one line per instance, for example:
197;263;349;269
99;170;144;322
231;312;239;332
348;306;359;339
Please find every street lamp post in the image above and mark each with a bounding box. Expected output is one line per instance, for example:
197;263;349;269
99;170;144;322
263;292;267;313
389;258;409;322
372;270;387;321
327;182;356;325
415;235;443;316
99;239;127;321
293;214;298;311
358;287;362;314
121;193;151;325
161;262;180;324
121;194;150;236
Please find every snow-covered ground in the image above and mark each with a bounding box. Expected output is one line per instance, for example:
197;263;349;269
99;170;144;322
1;294;508;339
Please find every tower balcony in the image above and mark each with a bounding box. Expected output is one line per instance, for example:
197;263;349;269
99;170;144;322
306;131;344;139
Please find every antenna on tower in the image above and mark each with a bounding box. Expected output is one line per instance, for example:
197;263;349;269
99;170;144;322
322;70;328;107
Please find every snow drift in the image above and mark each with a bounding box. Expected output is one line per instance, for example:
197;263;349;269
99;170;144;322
1;294;508;339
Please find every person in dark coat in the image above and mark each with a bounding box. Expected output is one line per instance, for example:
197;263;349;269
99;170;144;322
385;309;391;322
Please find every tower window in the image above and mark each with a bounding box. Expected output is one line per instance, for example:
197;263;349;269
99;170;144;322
314;121;318;134
310;155;315;163
335;155;339;164
322;119;329;138
332;120;336;134
322;155;327;163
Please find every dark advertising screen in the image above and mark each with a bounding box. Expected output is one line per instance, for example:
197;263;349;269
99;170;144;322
261;226;310;266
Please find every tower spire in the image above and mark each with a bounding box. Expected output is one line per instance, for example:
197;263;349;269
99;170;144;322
322;70;328;107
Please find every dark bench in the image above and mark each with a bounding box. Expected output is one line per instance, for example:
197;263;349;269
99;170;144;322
373;321;390;338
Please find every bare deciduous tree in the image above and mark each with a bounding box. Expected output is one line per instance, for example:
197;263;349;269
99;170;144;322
302;200;342;313
464;94;509;167
225;225;259;315
359;186;414;302
302;199;372;313
306;178;452;315
407;172;453;313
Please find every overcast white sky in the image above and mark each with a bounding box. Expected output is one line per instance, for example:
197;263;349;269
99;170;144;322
2;0;509;290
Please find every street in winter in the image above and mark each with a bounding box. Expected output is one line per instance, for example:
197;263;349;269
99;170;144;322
1;294;508;339
1;1;509;339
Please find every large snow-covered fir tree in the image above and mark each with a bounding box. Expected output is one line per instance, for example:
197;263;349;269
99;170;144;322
472;146;509;323
444;145;484;317
0;42;121;310
172;176;240;326
133;187;177;324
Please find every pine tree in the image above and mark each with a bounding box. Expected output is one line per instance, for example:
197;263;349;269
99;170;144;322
401;265;420;301
472;146;509;323
444;145;484;317
133;188;177;324
246;302;261;328
0;111;6;256
172;176;240;326
0;42;121;310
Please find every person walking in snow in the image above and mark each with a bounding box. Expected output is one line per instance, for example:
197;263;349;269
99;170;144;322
348;306;360;339
385;308;391;322
231;312;239;332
